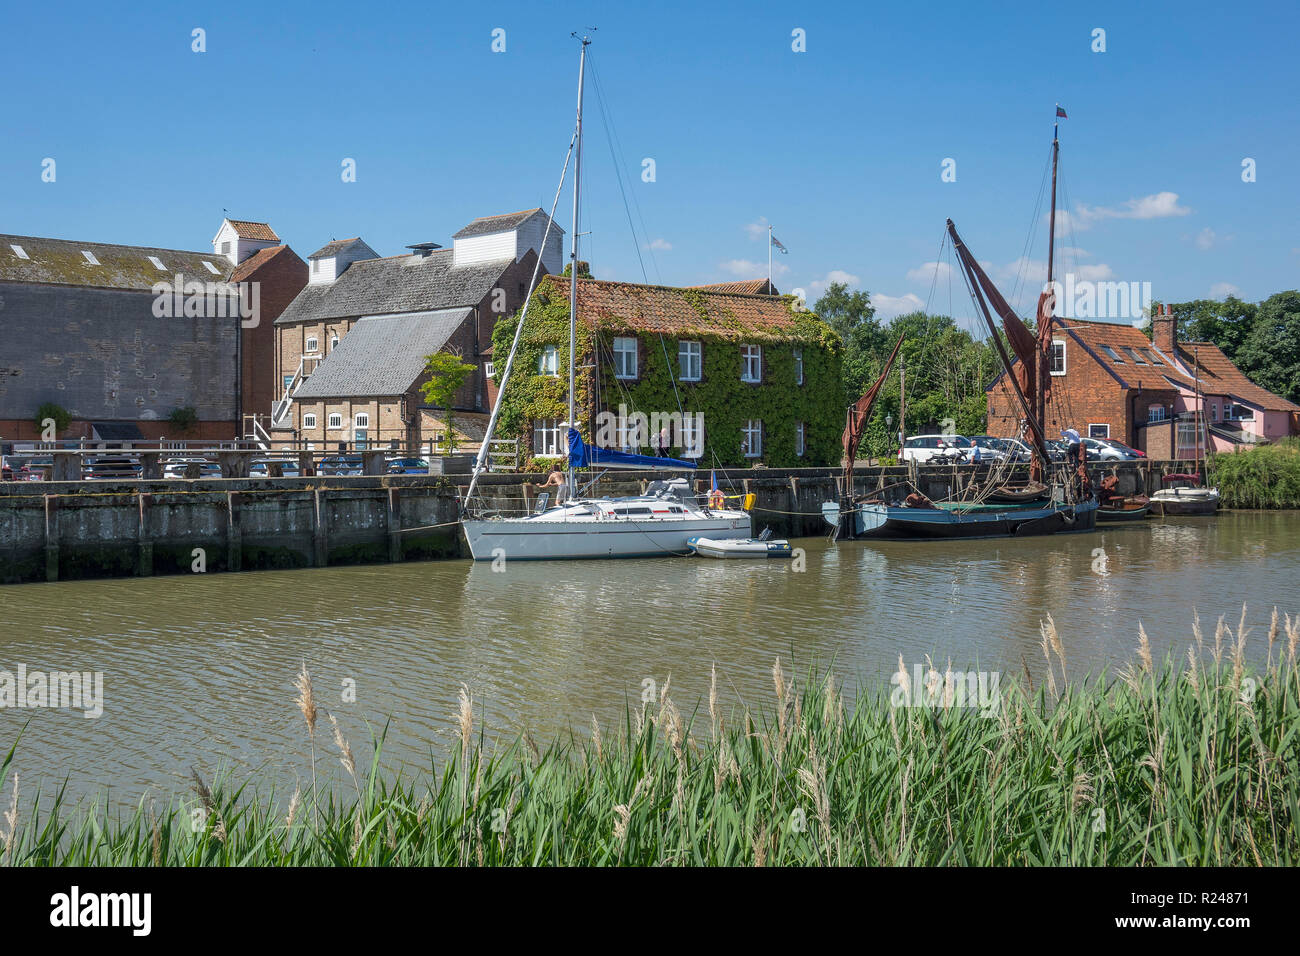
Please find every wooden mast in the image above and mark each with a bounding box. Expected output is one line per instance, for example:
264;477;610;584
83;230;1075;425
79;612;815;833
1041;109;1060;446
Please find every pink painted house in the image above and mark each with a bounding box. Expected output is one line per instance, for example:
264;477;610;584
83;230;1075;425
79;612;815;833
1145;305;1300;458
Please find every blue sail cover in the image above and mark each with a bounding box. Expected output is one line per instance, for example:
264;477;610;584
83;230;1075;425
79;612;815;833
567;427;697;471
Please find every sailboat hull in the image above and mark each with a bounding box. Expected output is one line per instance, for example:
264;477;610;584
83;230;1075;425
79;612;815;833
838;498;1097;539
462;511;752;560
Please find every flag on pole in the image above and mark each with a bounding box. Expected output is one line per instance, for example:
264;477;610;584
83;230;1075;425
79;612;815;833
771;234;788;254
1055;105;1068;118
711;470;718;492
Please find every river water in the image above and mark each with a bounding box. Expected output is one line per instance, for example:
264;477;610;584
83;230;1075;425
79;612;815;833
1;511;1296;808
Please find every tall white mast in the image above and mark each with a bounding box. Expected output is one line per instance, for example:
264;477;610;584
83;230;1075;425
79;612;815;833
567;34;589;498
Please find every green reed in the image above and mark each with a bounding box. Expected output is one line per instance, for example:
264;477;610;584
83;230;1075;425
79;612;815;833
1209;438;1300;509
2;611;1298;866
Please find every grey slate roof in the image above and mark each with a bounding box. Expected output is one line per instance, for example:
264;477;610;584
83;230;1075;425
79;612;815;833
452;208;547;239
0;234;232;290
293;308;471;399
276;248;513;325
308;237;369;260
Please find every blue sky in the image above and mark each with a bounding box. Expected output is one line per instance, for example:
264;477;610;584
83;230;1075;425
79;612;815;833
2;0;1296;324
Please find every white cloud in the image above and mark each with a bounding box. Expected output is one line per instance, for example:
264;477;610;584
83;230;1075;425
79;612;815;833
807;269;861;294
744;217;769;241
1209;282;1240;299
1075;263;1115;281
1068;191;1192;230
718;258;788;279
1194;227;1216;251
1059;246;1090;258
872;292;925;319
905;261;953;284
645;238;672;252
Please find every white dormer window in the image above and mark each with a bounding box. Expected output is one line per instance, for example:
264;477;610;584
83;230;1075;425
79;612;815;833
147;256;166;270
81;250;100;265
10;244;28;259
202;260;221;275
305;336;319;353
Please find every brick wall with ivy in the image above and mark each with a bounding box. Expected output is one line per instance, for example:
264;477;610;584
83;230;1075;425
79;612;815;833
490;280;843;470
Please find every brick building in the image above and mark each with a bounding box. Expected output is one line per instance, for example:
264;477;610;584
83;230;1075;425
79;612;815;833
987;308;1299;456
497;276;842;468
271;208;562;450
0;221;303;444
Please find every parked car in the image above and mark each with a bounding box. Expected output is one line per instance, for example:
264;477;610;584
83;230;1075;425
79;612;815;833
162;457;221;479
1081;436;1138;461
992;437;1035;462
1101;438;1145;459
901;434;973;463
965;435;1010;462
385;457;430;475
85;455;142;479
318;455;364;476
249;458;301;478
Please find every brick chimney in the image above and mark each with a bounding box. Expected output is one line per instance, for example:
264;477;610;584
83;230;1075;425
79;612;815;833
1152;302;1177;355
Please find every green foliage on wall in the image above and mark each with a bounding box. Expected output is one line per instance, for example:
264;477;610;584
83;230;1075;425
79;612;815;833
167;406;198;434
490;282;843;469
34;402;71;436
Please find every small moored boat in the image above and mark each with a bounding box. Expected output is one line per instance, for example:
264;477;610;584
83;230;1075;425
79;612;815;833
1150;474;1220;516
688;534;793;559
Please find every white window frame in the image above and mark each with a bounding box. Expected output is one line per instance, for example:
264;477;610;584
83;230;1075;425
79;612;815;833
678;340;701;382
1147;405;1166;423
680;416;703;458
1088;423;1110;439
538;346;559;376
354;412;370;429
793;347;804;386
613;336;638;379
741;345;762;383
305;336;320;354
533;418;563;457
330;333;339;350
742;419;762;458
1050;339;1067;376
795;421;806;457
327;413;343;430
302;413;317;429
485;361;496;378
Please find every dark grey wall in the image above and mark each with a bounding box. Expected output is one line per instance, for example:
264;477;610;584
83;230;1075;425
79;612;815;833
0;282;238;421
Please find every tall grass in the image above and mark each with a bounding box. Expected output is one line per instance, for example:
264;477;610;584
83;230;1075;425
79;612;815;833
1209;438;1300;508
2;611;1298;866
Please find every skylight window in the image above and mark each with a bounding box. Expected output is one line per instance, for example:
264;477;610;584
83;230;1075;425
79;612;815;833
1101;345;1124;363
10;244;29;260
147;256;166;270
82;250;100;265
1146;349;1164;366
202;260;221;275
1125;347;1147;365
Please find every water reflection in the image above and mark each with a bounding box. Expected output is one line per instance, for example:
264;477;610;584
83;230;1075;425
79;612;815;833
0;512;1295;807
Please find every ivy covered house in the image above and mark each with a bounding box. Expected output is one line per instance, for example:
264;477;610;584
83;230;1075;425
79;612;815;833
492;276;842;468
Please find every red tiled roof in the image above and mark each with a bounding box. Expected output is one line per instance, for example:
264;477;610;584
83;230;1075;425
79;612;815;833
226;219;280;242
1178;341;1300;412
1057;318;1197;391
691;279;779;295
543;276;825;341
229;244;295;282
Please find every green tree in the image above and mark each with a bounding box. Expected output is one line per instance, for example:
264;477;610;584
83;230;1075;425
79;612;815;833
561;260;593;279
34;402;70;437
812;282;883;406
168;406;198;434
420;350;475;454
1235;291;1300;405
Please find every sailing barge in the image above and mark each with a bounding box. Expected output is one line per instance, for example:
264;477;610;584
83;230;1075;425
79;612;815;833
826;110;1097;541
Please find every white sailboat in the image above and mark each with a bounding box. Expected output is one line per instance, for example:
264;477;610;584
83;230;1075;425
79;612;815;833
460;36;752;561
